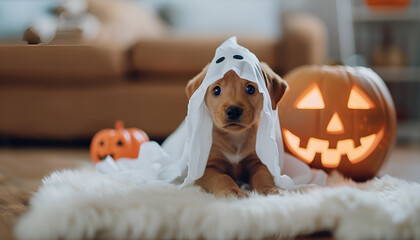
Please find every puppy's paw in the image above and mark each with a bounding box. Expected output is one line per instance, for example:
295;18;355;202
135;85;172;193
255;186;284;196
214;187;249;199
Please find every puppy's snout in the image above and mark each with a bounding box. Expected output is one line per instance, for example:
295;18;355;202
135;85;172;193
226;106;242;120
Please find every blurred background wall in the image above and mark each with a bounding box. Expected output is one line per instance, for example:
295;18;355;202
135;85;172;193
0;0;419;145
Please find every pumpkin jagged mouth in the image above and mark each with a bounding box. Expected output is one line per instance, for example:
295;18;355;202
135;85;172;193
283;127;385;168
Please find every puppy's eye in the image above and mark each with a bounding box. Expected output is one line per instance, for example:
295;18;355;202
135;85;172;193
117;140;123;146
213;86;221;96
245;84;255;95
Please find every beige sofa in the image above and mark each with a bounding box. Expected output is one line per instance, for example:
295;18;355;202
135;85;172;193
0;1;327;140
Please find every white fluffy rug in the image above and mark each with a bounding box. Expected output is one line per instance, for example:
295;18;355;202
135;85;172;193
15;168;420;240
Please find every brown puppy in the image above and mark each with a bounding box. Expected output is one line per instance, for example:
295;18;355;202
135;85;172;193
186;62;288;198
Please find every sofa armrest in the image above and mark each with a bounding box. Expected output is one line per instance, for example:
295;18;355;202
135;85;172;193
276;13;328;74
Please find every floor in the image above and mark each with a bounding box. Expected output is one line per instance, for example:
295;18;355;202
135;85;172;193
0;148;88;240
0;145;419;240
379;145;420;183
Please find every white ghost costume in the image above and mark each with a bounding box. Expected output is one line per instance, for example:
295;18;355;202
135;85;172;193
96;37;326;189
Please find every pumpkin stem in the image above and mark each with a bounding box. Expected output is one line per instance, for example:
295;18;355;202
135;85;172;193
115;120;124;130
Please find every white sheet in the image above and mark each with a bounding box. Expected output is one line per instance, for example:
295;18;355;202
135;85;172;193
96;37;326;189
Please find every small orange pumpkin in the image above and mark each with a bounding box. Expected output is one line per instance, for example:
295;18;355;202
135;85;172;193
366;0;410;8
278;66;396;181
90;120;149;163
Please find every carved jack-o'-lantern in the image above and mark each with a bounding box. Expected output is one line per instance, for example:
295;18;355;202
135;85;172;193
90;120;149;163
278;66;396;181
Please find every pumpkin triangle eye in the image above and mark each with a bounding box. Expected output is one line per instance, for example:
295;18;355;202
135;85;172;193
295;84;325;109
347;86;375;109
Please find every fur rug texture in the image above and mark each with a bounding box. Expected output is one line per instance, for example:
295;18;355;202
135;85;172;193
15;168;420;240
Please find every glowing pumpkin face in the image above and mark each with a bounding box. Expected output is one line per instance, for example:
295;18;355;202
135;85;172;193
278;66;396;181
90;120;149;163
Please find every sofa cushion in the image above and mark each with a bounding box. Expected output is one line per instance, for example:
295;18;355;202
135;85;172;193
0;44;126;85
132;36;278;75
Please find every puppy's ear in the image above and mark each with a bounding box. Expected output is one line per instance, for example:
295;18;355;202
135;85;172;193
260;62;288;110
186;64;209;99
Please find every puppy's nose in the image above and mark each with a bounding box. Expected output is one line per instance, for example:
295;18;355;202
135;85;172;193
226;106;242;120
